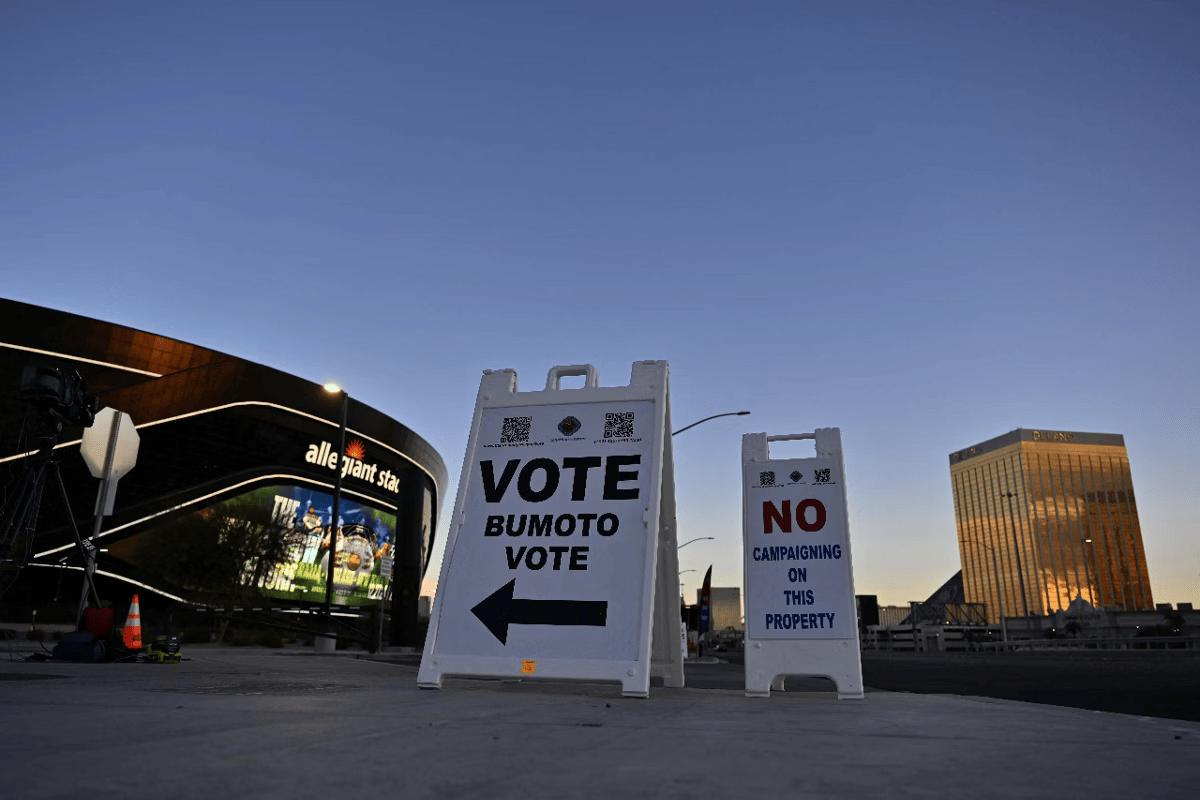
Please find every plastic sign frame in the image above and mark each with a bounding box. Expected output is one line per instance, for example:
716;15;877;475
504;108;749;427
741;428;864;699
418;361;682;698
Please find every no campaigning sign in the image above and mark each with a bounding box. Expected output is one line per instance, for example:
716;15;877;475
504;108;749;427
744;455;857;640
430;395;660;663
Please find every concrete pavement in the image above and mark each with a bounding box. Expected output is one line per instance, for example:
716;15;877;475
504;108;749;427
1;646;1196;799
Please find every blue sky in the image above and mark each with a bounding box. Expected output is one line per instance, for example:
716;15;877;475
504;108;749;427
3;2;1197;606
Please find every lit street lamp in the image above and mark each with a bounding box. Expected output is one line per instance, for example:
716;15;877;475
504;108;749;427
672;410;750;437
320;382;349;649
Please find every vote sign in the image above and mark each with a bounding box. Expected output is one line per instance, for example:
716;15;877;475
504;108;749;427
442;401;654;656
420;362;677;696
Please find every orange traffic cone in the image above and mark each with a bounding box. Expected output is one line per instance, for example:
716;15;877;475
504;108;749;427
122;594;143;650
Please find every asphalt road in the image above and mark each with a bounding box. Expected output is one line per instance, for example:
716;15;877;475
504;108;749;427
860;651;1200;722
685;650;1200;722
2;646;1197;799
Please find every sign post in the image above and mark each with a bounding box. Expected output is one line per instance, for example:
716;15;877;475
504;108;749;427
418;361;681;697
77;407;140;620
374;555;394;652
741;428;863;699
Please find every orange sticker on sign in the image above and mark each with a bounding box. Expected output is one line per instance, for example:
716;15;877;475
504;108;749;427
520;659;537;674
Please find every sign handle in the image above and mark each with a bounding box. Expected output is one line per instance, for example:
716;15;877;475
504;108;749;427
758;430;842;461
544;364;599;391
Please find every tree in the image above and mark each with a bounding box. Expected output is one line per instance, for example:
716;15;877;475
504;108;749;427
117;488;303;608
214;493;306;605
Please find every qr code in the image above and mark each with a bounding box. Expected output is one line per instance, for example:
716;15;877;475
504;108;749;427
813;468;831;484
500;416;532;443
759;471;776;487
603;411;635;439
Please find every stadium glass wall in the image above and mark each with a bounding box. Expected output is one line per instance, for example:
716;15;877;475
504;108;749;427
0;299;446;644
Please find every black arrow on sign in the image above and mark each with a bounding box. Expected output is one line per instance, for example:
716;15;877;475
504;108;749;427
471;578;608;645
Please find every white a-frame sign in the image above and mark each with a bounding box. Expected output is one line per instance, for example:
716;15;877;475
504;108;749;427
418;361;683;697
742;428;864;699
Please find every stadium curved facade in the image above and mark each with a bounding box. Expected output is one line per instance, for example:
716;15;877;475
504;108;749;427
0;298;446;644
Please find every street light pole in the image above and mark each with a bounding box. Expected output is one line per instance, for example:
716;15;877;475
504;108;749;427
669;411;743;657
672;410;750;437
322;384;349;623
676;538;713;599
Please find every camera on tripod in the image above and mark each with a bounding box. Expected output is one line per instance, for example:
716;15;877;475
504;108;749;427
1;365;103;605
19;365;99;430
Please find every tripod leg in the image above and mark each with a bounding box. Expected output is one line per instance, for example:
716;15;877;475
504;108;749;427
1;461;44;551
51;462;101;609
0;461;50;600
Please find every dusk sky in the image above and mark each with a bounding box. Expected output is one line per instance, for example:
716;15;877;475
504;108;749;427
3;2;1197;606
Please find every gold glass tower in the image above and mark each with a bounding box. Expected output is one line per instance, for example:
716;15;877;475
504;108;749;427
949;429;1152;622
